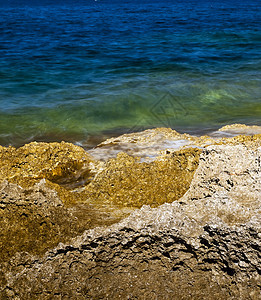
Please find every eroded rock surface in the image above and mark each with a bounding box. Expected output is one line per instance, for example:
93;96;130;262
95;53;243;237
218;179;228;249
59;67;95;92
88;127;212;161
0;125;261;299
0;141;95;189
0;179;128;265
84;148;201;208
217;123;261;136
0;135;201;273
0;180;78;263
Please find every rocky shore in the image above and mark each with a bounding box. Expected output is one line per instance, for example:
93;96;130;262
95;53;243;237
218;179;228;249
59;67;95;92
0;124;261;299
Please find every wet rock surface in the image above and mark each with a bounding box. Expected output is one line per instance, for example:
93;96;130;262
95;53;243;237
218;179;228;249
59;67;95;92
0;125;261;299
88;127;211;161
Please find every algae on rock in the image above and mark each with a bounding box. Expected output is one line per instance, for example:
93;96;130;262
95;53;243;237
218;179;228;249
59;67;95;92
0;137;202;264
2;140;261;300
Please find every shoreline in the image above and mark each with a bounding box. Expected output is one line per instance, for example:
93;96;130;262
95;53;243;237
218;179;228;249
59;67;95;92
2;121;261;150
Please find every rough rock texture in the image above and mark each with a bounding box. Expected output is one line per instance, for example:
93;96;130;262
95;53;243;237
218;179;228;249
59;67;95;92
0;137;201;209
84;148;201;208
1;136;261;299
0;125;261;299
0;180;79;263
88;127;213;161
0;135;201;276
0;179;126;265
218;123;261;136
0;141;95;190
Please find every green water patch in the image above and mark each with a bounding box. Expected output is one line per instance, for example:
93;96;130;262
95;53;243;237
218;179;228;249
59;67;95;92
0;79;260;147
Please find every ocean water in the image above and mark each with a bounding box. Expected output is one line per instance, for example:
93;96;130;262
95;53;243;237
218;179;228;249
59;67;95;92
0;0;260;147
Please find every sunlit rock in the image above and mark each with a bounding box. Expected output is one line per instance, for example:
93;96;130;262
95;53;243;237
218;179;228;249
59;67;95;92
0;141;95;188
0;124;261;299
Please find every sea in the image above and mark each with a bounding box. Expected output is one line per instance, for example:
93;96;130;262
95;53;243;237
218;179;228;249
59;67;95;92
0;0;260;148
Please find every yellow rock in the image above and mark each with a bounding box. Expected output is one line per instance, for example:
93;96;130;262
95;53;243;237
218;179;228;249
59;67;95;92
84;148;201;208
0;141;94;188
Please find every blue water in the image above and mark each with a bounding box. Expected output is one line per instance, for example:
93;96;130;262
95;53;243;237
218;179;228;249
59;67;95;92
0;0;260;147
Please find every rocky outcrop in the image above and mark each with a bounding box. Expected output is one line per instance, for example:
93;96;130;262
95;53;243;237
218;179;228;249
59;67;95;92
0;141;95;190
0;136;201;266
88;127;213;161
0;125;261;299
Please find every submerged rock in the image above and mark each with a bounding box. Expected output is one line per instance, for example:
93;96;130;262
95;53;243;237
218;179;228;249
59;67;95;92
0;124;261;299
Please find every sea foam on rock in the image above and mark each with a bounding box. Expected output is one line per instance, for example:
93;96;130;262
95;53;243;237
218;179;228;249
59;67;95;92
0;124;261;299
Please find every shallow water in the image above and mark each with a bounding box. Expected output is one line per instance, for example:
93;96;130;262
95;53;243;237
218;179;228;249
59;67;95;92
0;0;260;147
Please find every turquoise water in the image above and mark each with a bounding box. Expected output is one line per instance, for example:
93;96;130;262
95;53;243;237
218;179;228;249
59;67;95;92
0;0;260;147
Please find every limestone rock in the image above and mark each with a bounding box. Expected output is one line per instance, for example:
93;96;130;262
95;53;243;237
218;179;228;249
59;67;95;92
0;178;130;267
88;127;211;161
1;140;261;299
0;125;261;299
0;179;78;263
218;123;261;135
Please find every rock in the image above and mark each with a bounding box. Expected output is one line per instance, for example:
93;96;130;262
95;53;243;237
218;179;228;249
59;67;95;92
0;130;260;299
0;179;125;265
0;137;201;271
0;141;95;189
88;127;213;161
84;148;201;208
0;179;79;264
88;125;261;161
218;123;261;136
0;125;261;299
0;141;103;206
